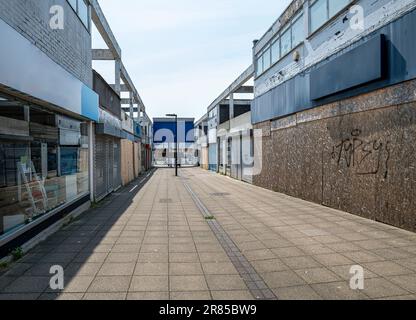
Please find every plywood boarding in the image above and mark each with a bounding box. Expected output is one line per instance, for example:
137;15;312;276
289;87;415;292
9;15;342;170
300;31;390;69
121;140;135;185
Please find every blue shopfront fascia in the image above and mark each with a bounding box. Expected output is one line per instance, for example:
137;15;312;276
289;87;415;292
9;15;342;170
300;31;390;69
0;18;99;122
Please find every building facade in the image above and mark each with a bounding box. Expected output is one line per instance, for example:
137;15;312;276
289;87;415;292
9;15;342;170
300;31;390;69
195;64;255;182
120;112;142;186
0;0;98;257
194;115;209;169
251;0;416;232
139;113;153;171
0;0;151;260
92;70;123;201
153;118;195;167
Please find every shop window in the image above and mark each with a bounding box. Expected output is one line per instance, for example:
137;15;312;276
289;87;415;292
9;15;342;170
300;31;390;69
0;99;90;239
60;147;79;176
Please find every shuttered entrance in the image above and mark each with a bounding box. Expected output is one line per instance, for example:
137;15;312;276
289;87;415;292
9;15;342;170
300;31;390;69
94;135;121;201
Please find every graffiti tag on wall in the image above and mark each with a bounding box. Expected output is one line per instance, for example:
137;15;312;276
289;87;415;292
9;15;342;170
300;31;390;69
331;129;391;179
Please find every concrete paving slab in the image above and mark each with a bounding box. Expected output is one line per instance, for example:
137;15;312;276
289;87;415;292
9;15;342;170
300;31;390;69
1;168;416;300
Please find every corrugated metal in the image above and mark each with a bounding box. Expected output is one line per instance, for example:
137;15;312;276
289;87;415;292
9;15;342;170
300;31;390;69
208;143;217;172
94;135;107;200
94;135;121;201
230;135;241;180
242;130;254;184
113;139;121;188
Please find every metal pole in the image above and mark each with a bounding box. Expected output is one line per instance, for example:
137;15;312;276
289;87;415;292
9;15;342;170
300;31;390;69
175;115;178;177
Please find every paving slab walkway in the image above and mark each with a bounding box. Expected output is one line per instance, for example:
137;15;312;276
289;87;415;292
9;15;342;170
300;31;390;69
0;167;415;300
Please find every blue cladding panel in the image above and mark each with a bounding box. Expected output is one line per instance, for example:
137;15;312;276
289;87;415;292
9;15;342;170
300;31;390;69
252;9;416;124
81;85;99;122
310;35;384;100
153;120;194;143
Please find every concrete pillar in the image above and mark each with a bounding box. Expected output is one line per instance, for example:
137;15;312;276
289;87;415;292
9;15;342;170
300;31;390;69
252;40;259;76
223;137;227;174
229;93;234;120
303;1;310;36
24;105;30;122
114;59;121;95
129;91;134;118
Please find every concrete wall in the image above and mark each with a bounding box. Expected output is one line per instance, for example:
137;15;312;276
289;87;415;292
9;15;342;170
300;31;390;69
253;79;416;232
230;112;252;133
0;0;92;87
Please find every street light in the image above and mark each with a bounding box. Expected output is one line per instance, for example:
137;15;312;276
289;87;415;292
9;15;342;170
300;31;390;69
166;113;178;176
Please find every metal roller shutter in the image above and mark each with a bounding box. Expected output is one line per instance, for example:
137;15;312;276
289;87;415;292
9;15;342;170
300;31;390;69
94;135;108;201
107;137;113;193
112;139;121;189
242;130;254;184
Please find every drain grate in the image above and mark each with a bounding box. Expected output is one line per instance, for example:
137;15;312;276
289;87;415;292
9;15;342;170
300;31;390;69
159;198;172;203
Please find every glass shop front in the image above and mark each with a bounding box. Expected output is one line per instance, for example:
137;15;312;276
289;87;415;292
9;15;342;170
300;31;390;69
0;94;89;239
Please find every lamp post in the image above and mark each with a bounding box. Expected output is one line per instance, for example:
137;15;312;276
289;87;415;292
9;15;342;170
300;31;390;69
166;113;178;176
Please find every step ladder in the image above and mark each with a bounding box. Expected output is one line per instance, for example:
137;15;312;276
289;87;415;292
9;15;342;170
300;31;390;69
17;161;48;220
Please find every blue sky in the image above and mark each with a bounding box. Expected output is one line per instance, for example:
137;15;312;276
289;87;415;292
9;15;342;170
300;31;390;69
92;0;292;120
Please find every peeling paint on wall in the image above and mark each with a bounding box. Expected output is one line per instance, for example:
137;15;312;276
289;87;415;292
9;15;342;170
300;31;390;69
255;0;416;98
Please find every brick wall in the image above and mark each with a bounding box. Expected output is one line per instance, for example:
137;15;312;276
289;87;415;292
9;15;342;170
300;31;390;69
0;0;92;87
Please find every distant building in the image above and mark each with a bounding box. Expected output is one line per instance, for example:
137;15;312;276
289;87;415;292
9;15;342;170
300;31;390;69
153;118;196;167
194;115;209;170
195;66;255;182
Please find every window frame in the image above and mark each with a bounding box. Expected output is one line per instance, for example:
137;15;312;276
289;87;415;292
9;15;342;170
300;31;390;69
271;37;280;65
255;11;304;78
280;24;292;58
309;0;352;35
66;0;91;32
291;13;305;48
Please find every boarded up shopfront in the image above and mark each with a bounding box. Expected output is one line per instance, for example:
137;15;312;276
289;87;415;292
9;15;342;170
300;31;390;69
94;134;122;201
